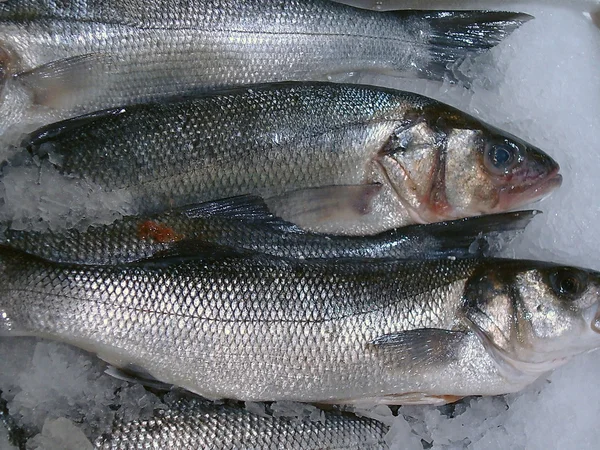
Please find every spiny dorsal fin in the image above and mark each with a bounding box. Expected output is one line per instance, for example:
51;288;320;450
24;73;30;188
179;195;303;233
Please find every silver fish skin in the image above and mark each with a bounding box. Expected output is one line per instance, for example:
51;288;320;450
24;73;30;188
340;0;597;11
0;0;531;134
94;397;389;450
18;83;561;235
0;194;536;264
1;246;599;404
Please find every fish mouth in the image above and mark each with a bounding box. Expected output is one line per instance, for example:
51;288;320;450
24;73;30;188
498;169;562;210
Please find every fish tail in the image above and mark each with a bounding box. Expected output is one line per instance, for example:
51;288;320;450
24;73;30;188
422;11;532;82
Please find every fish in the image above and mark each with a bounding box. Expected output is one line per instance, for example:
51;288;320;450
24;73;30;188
16;82;562;235
340;0;597;11
0;194;537;264
0;0;531;136
0;245;598;404
94;396;389;449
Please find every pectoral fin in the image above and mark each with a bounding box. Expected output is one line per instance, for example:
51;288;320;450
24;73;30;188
16;53;113;108
371;328;466;367
265;184;382;230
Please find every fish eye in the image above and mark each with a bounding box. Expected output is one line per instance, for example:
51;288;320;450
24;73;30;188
549;269;588;299
484;141;520;175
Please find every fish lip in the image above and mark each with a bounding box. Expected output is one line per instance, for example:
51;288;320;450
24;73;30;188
498;168;562;209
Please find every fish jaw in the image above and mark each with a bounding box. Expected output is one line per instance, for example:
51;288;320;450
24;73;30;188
495;169;562;212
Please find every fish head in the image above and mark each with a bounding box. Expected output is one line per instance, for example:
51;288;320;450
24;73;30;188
461;260;600;377
379;104;561;223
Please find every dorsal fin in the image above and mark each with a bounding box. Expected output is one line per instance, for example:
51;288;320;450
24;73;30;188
179;195;303;233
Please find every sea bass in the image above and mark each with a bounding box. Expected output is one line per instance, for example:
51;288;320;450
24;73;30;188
16;83;561;235
95;397;389;449
0;0;531;136
340;0;598;11
0;246;598;404
0;194;536;264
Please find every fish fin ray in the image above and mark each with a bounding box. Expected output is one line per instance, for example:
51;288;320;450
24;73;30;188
181;195;305;236
181;195;276;220
266;184;382;231
16;53;114;108
180;195;301;232
371;328;466;366
417;11;533;83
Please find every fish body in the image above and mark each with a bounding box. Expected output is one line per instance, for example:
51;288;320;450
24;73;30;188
0;0;531;135
1;246;598;404
17;83;561;235
94;397;389;449
340;0;598;11
0;195;536;264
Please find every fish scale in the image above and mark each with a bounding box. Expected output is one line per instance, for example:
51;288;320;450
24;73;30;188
95;397;390;449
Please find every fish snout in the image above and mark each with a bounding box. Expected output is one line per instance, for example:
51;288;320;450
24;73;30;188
496;150;562;210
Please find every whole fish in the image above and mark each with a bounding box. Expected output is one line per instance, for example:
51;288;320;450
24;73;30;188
340;0;598;11
17;83;561;235
94;397;389;449
0;245;598;404
0;194;537;264
0;0;531;136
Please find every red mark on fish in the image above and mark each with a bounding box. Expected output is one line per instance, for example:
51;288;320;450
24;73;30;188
137;221;184;243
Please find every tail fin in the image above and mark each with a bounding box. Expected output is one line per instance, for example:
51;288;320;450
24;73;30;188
419;11;533;82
